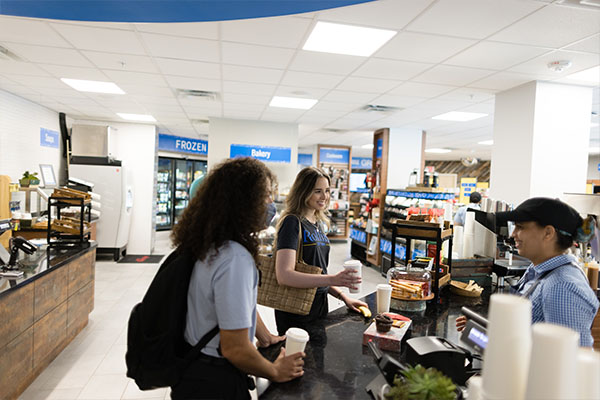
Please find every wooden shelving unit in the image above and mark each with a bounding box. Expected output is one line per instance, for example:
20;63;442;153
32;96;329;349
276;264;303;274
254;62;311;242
318;144;351;240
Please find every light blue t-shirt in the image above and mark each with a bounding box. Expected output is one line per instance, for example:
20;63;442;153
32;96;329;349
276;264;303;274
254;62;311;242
454;203;480;226
184;241;258;357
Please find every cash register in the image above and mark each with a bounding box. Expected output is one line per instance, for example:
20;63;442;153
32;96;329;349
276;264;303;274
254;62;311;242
0;219;37;278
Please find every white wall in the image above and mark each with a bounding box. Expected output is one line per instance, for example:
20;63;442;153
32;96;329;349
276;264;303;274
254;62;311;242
208;118;298;190
387;128;424;190
74;120;158;254
589;154;600;180
0;89;65;213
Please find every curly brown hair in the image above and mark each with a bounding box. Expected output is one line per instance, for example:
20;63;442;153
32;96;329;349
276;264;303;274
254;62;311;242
171;157;275;261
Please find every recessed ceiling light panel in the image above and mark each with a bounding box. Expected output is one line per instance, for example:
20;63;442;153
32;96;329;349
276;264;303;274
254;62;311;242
361;143;374;149
303;21;396;57
432;111;488;122
478;140;494;145
117;113;156;122
425;148;452;154
61;78;125;94
269;96;317;110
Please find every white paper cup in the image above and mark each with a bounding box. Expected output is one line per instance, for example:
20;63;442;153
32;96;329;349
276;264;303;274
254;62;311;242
285;328;309;355
343;259;362;294
525;323;579;400
376;284;392;314
482;294;532;400
576;348;600;400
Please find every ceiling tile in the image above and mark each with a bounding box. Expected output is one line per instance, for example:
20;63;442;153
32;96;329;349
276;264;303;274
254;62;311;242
221;16;310;48
51;23;146;55
369;94;425;108
468;71;540;91
155;58;220;79
222;65;284;84
261;108;306;120
5;43;94;67
280;71;345;90
40;65;108;81
103;70;168;86
508;50;600;78
289;51;364;75
223;102;266;112
0;60;51;76
436;87;495;103
353;58;432;81
444;41;550;70
310;101;359;112
375;32;477;64
336;76;401;94
490;5;600;48
134;22;219;40
140;32;219;63
274;86;328;99
82;51;159;73
223;109;263;120
564;34;600;54
406;0;542;39
320;90;377;104
317;0;435;30
222;92;271;105
164;75;221;92
0;16;71;47
389;82;457;98
222;81;276;95
8;74;66;89
221;42;294;69
413;65;495;86
120;85;175;97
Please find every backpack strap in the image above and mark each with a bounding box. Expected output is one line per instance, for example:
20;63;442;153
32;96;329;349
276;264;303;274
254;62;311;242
186;325;219;360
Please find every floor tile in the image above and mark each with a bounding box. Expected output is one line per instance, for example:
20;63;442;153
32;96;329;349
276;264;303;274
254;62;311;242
77;374;129;399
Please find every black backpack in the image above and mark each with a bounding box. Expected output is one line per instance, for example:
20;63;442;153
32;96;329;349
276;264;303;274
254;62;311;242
125;249;218;390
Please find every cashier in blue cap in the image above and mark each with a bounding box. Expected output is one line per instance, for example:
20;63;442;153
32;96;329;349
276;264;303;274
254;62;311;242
457;197;599;347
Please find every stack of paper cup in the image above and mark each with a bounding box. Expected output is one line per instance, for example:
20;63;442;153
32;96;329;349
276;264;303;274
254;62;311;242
576;348;600;399
482;294;532;400
285;328;309;355
443;202;453;222
525;323;578;399
462;211;475;258
376;284;392;314
466;376;483;400
342;259;362;294
453;225;464;259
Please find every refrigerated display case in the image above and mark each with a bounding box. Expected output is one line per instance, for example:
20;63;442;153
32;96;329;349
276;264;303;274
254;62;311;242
156;157;207;230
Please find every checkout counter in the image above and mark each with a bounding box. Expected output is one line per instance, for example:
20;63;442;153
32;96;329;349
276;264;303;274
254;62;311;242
258;289;490;399
0;229;97;399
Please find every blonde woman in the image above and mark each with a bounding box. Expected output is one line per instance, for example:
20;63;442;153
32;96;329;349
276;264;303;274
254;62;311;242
274;167;367;335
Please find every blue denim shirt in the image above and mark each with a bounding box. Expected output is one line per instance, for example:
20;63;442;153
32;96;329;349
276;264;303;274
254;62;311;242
513;254;599;347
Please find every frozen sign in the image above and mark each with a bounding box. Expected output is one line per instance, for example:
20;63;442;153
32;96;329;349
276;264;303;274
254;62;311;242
40;128;59;148
230;144;291;163
319;147;349;164
158;134;208;155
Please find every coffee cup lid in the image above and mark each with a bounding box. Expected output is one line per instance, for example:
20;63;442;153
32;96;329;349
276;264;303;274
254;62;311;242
286;327;309;342
377;283;392;290
343;259;362;267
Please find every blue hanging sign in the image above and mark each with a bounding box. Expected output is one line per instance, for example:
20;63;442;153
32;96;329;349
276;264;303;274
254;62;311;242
159;134;207;155
387;190;455;200
0;0;374;22
230;144;291;163
351;157;372;170
298;153;313;166
597;163;599;171
319;147;349;164
376;138;383;159
40;128;59;148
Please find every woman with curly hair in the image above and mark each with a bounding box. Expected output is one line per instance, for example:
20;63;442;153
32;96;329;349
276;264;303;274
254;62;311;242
274;166;367;336
170;157;304;399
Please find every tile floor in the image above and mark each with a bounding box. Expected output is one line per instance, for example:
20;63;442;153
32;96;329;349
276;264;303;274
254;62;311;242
20;232;386;399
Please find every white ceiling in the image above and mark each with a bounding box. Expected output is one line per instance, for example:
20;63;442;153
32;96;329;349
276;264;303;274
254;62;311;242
0;0;598;161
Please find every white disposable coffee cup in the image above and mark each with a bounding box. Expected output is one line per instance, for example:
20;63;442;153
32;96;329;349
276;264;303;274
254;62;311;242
343;259;362;294
376;284;392;314
285;328;309;355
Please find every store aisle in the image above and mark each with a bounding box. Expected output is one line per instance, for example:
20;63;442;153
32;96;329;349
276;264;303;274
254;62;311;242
20;234;385;400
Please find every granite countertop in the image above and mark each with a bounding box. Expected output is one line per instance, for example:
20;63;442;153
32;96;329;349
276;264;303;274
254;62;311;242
0;242;97;297
260;289;491;399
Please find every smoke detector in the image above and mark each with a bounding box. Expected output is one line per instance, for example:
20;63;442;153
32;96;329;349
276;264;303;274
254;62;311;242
547;60;572;73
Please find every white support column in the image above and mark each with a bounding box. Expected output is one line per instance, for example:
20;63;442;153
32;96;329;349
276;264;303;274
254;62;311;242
387;128;424;189
490;81;592;205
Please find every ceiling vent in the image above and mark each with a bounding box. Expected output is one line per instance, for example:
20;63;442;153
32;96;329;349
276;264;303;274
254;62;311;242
361;104;403;113
0;45;24;62
323;128;347;134
176;89;219;101
191;119;210;125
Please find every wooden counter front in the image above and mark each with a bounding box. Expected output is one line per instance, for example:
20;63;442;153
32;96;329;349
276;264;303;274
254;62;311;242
0;246;96;399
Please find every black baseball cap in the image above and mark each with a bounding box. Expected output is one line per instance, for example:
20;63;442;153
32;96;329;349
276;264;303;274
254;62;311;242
495;197;582;237
469;192;482;203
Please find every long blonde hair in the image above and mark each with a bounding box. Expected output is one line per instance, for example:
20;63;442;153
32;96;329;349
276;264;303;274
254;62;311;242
278;167;331;231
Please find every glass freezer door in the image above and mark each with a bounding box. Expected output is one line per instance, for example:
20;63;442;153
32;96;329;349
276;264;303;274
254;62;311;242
156;158;173;230
174;159;192;224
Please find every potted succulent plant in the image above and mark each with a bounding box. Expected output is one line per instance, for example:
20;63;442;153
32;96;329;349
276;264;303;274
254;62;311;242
385;364;457;400
19;171;40;187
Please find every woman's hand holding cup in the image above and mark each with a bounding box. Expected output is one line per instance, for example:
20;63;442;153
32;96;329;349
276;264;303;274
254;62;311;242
332;268;361;289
